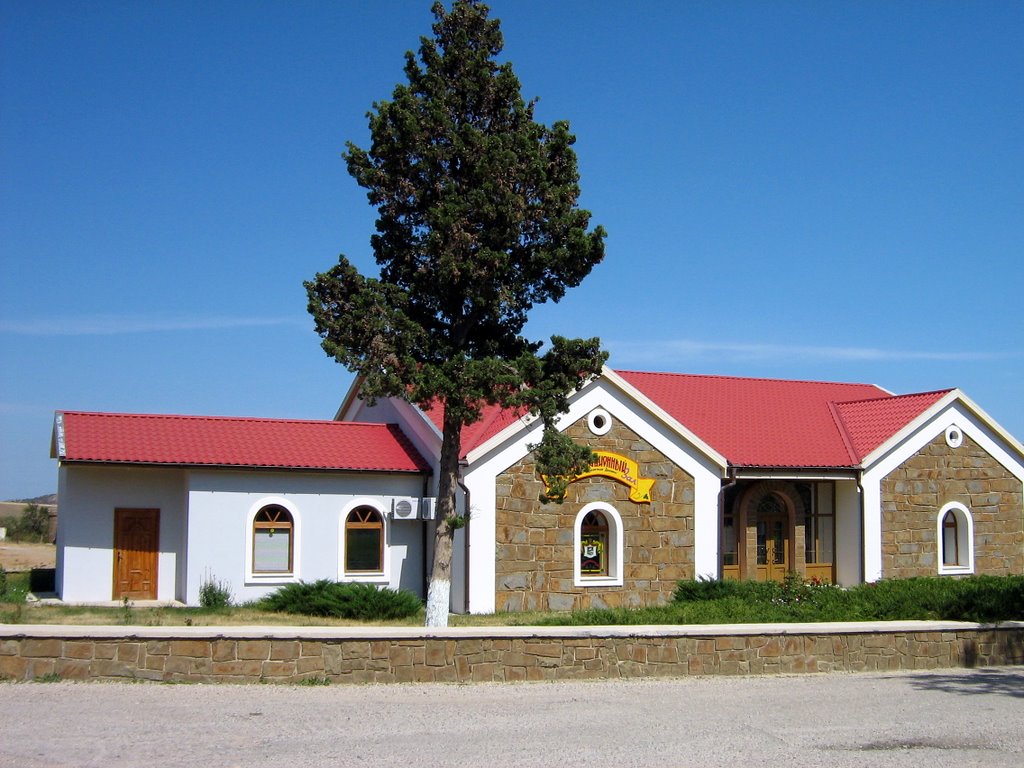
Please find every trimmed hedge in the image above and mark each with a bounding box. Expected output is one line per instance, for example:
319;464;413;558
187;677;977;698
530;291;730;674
258;580;422;621
538;575;1024;626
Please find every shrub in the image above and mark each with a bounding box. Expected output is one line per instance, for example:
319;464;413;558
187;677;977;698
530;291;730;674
6;503;51;543
258;579;422;621
199;573;233;609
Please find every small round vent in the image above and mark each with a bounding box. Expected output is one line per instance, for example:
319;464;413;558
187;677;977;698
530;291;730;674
394;499;413;517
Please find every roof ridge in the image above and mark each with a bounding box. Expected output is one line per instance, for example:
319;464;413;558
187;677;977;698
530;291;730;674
613;369;881;389
834;388;955;408
58;410;397;428
827;401;861;465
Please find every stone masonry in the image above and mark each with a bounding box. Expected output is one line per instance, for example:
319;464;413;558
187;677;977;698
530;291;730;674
495;415;694;612
1;624;1021;684
882;433;1024;578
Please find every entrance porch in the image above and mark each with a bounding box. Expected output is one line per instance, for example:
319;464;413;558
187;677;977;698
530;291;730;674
720;478;861;584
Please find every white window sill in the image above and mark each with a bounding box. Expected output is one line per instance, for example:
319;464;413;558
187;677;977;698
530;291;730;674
574;575;623;588
937;565;973;576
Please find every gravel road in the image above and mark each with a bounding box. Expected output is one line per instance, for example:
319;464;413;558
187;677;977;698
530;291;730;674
2;666;1022;767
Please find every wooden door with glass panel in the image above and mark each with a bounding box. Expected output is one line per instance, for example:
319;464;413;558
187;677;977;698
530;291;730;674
755;495;789;582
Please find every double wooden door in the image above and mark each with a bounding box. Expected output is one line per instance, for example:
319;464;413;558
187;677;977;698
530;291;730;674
113;508;159;600
755;512;789;582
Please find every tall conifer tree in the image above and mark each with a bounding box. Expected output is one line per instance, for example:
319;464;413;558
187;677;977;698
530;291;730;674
306;0;606;626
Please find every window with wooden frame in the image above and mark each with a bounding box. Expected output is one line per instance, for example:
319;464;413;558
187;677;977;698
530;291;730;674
252;505;293;574
937;502;974;574
942;511;959;566
344;506;384;574
579;510;609;576
801;482;835;583
573;503;623;587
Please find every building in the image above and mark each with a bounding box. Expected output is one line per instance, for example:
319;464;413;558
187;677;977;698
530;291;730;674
52;368;1024;610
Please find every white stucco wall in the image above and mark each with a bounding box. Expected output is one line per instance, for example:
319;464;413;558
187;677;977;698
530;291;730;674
834;479;862;586
185;470;429;605
56;465;187;602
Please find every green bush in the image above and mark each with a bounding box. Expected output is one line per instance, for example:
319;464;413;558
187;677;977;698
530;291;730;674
258;580;422;621
6;503;51;543
198;573;233;609
542;574;1024;627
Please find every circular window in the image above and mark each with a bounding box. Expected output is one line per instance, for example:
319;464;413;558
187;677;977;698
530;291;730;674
945;425;963;448
587;408;612;436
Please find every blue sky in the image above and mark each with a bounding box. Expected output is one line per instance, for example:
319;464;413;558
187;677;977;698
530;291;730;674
1;0;1021;500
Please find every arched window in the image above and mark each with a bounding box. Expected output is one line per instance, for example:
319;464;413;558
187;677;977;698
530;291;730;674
573;503;623;587
942;511;959;566
344;506;384;574
580;510;609;576
937;502;974;574
252;505;293;574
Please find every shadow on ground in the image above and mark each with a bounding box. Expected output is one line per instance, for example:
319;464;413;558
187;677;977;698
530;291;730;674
904;666;1024;699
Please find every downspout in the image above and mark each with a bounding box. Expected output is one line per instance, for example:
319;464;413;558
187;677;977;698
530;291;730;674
857;472;866;584
718;466;738;578
457;460;471;614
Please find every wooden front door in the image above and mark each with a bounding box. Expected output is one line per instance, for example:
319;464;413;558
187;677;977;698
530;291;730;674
113;508;159;600
755;511;789;582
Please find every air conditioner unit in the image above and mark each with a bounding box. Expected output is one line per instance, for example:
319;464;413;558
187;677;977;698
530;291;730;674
419;497;438;520
390;496;420;520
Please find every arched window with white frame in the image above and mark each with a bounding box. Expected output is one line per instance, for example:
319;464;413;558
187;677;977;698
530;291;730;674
339;499;390;583
246;498;301;582
937;502;974;574
573;503;623;587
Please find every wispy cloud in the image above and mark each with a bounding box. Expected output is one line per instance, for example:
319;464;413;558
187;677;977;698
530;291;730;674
606;338;1008;365
0;315;307;336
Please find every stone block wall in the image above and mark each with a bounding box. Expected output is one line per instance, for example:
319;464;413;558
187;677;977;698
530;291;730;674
2;624;1022;684
881;434;1024;578
495;416;695;612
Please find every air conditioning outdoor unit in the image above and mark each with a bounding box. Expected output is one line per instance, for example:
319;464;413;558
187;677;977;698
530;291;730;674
390;496;420;520
419;497;438;520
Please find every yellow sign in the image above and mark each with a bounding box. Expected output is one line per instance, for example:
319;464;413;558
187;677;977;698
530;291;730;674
548;451;655;503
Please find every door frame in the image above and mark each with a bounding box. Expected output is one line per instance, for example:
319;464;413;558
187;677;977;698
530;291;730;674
112;507;160;600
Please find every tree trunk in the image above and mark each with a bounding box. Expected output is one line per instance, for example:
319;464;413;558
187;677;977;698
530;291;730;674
424;405;465;627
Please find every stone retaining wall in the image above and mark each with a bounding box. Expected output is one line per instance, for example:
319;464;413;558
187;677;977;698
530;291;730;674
2;622;1022;684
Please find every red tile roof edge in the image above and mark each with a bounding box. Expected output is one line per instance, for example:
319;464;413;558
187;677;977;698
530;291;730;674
55;411;432;473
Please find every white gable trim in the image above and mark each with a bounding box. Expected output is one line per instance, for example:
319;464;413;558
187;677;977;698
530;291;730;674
462;377;725;613
859;397;1024;582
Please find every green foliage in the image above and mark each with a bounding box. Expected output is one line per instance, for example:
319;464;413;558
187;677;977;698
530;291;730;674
5;503;51;543
198;573;233;609
0;568;30;604
258;580;423;621
540;575;1024;626
304;2;608;562
296;675;331;686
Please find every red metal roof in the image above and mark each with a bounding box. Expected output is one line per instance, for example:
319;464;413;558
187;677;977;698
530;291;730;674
832;390;952;461
618;371;893;467
55;411;431;473
414;371;953;468
420;400;527;458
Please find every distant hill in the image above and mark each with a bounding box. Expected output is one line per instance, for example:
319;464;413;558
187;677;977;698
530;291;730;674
9;494;58;505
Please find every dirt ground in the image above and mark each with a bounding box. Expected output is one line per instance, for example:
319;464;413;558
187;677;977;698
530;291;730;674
0;542;56;572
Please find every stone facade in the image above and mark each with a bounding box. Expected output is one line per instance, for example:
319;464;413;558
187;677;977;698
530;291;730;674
881;434;1024;578
2;625;1021;683
495;416;695;612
